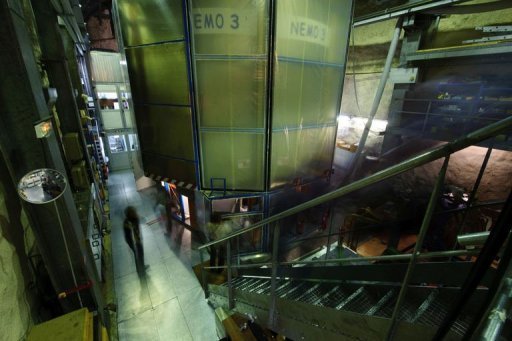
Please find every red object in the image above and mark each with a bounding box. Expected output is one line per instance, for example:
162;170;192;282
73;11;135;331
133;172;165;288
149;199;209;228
58;280;93;299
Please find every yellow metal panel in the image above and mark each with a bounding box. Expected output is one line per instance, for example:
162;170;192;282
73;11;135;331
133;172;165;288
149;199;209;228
135;105;195;160
200;131;264;191
126;42;190;105
27;308;93;341
195;59;267;129
270;126;335;188
117;0;184;47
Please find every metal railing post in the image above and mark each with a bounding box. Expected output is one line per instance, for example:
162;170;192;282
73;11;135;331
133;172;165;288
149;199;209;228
451;144;494;253
347;16;403;182
268;222;281;329
199;249;208;298
386;156;450;340
324;202;335;261
227;241;234;310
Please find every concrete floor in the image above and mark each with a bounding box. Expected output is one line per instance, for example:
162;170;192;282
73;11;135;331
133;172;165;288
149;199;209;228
108;170;218;341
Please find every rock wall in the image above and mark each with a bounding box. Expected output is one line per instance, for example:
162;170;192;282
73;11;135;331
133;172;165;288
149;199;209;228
393;146;512;202
0;184;33;341
87;9;118;52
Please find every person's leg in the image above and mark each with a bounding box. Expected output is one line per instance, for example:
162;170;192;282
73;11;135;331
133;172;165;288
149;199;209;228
135;242;146;271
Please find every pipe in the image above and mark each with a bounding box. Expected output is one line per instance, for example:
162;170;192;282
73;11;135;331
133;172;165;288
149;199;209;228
198;115;512;251
457;231;490;248
478;278;512;341
347;16;403;183
203;249;479;271
54;200;83;307
354;0;471;27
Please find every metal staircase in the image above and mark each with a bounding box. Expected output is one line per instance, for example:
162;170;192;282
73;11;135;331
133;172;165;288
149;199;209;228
207;261;493;340
198;117;512;340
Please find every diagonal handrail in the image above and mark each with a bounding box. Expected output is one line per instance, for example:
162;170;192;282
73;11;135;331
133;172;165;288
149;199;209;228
199;116;512;251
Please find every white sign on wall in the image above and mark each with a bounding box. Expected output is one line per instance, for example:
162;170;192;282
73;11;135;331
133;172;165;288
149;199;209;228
279;15;330;46
192;8;256;35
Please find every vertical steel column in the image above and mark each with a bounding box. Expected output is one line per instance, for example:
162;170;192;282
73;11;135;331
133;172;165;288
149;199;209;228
264;0;277;192
268;222;280;328
227;241;234;310
386;156;450;340
54;200;83;307
182;0;202;189
324;202;335;261
347;16;403;182
199;249;208;298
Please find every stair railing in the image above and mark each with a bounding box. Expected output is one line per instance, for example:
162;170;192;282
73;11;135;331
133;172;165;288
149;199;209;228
198;115;512;334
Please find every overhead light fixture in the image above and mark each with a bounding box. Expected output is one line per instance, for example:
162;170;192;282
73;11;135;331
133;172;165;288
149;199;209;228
34;117;53;139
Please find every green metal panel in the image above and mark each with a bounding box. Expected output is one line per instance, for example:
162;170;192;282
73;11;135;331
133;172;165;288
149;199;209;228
200;131;265;191
190;0;268;55
142;153;196;185
190;0;269;191
270;0;352;189
195;59;267;128
273;62;343;128
135;105;195;160
126;42;190;105
117;0;184;47
270;126;336;188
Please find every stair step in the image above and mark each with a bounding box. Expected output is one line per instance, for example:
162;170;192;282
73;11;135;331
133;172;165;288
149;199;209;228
366;289;396;316
336;287;365;310
410;290;439;323
295;283;321;302
248;280;270;293
275;281;295;297
312;285;341;307
280;282;308;299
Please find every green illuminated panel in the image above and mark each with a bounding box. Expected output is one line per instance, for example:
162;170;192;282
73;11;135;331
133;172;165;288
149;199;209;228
117;0;184;46
276;0;352;64
126;43;190;105
273;62;343;128
270;126;336;188
190;0;268;55
136;105;194;160
201;132;264;191
196;60;266;128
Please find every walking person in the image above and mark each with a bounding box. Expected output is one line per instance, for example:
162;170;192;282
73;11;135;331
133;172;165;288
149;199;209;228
123;206;147;274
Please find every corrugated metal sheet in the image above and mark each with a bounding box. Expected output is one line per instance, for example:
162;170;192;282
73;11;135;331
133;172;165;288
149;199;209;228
90;51;124;83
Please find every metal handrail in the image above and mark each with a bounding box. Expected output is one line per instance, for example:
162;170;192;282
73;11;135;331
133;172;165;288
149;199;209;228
202;249;480;271
198;115;512;251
